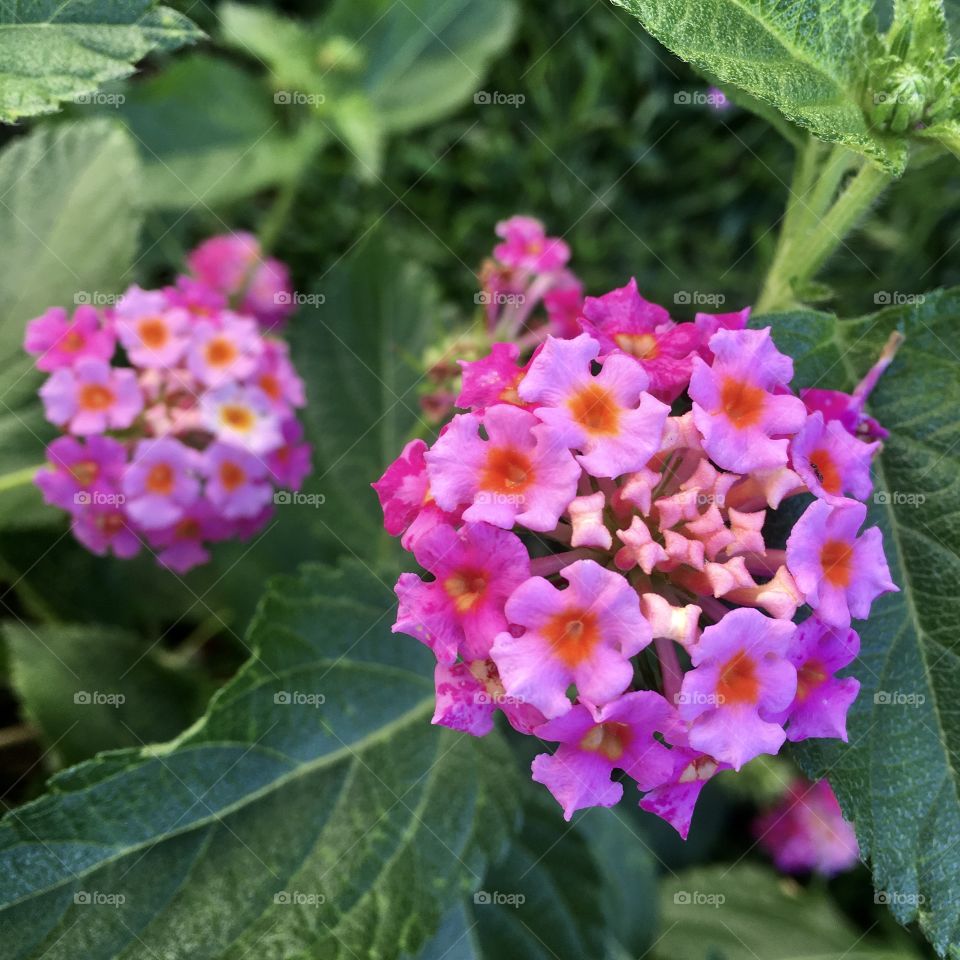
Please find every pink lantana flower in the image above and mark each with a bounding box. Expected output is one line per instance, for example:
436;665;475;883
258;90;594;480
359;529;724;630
24;305;115;372
122;437;200;530
786;499;897;628
372;439;432;538
790;412;879;503
40;358;143;434
531;691;677;820
755;779;859;876
774;617;860;742
201;383;282;454
203;442;274;519
425;404;580;532
146;500;234;574
251;340;305;412
493;215;570;273
114;287;190;368
678;607;797;769
456;342;529;411
432;659;545;737
518;334;670;478
491;559;651;718
543;271;584;339
72;505;140;559
579;278;701;402
394;522;530;664
35;435;127;512
188;316;262;387
692;306;750;362
638;744;729;839
267;419;313;492
689;327;807;472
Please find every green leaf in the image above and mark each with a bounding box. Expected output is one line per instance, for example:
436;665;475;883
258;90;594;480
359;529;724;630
0;1;202;123
655;864;866;960
290;234;450;563
412;795;609;960
112;54;316;210
0;119;142;529
918;119;960;160
4;622;201;766
0;560;518;959
762;291;960;956
610;0;908;172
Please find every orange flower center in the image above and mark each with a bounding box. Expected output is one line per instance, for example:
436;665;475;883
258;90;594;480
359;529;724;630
205;336;238;367
719;377;765;428
145;463;175;495
138;317;169;350
259;373;281;400
61;330;85;352
808;448;841;495
219;460;247;492
820;539;854;587
220;404;255;432
481;446;534;493
614;332;659;359
69;459;99;486
579;721;630;761
796;660;826;701
78;383;114;411
176;518;201;540
443;570;488;613
567;383;620;435
716;650;759;705
543;608;601;666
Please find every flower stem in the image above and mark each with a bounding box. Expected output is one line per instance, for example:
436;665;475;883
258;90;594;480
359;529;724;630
756;141;893;314
529;549;594;577
0;464;41;494
654;634;683;705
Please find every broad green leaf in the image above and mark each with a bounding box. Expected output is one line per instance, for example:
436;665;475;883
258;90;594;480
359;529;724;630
412;795;608;960
762;292;960;956
610;0;908;172
655;864;866;960
111;54;316;210
918;119;960;160
290;233;451;563
0;1;202;123
0;560;518;959
4;622;201;766
0;119;142;529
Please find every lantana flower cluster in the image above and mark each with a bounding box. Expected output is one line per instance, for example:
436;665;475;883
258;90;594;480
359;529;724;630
25;233;311;573
375;216;898;838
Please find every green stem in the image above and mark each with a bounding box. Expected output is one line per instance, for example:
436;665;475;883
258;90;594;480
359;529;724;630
0;465;41;494
756;141;893;313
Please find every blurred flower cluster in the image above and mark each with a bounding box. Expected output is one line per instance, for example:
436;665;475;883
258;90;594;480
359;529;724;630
25;233;311;573
375;216;899;838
